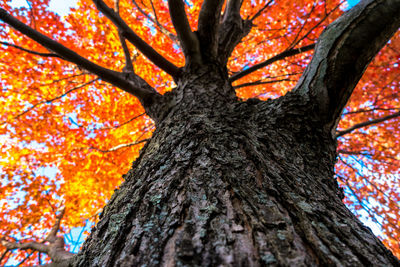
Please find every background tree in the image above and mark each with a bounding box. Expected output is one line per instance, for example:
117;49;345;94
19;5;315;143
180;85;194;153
0;0;399;265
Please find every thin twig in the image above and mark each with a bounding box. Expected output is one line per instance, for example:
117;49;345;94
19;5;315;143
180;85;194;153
0;249;10;265
26;0;36;29
95;113;145;131
229;44;315;82
339;176;386;229
0;41;61;58
15;252;34;267
289;1;344;49
0;8;153;98
72;220;88;253
336;111;400;137
233;78;292;89
115;0;134;73
10;79;98;122
339;158;400;212
343;107;400;115
131;0;177;41
92;0;179;77
249;0;273;21
288;1;317;48
90;139;149;153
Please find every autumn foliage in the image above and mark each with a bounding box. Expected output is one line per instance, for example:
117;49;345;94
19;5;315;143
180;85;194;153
0;0;399;264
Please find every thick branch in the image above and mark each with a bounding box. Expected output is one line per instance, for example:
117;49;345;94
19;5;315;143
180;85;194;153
118;33;134;73
197;0;224;59
45;206;66;243
0;8;155;100
0;238;73;263
91;0;179;77
336;111;400;138
293;0;400;134
0;207;73;264
222;0;242;21
0;8;167;122
229;44;315;82
168;0;201;64
218;0;252;65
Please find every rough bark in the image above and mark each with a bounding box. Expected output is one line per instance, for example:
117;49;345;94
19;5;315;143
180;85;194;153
294;0;400;135
168;0;202;65
70;2;400;264
218;0;252;66
197;0;224;60
72;65;399;266
2;0;399;265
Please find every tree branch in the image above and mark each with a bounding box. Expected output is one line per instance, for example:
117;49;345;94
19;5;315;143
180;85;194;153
0;207;74;264
197;0;224;59
249;0;273;22
45;206;66;243
293;0;400;134
95;113;145;131
119;33;135;73
0;8;155;100
343;107;400;116
336;111;400;138
131;0;177;42
115;0;134;73
16;251;34;267
25;0;36;29
288;1;344;50
3;79;98;124
218;0;252;65
229;44;315;82
90;139;149;153
338;159;400;226
0;249;10;265
222;0;242;21
1;240;48;259
337;150;372;156
92;0;179;77
340;177;387;229
33;259;73;267
0;41;61;58
233;78;292;89
167;0;201;65
0;8;167;122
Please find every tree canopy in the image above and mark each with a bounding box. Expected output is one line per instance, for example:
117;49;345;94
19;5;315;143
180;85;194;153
0;0;399;265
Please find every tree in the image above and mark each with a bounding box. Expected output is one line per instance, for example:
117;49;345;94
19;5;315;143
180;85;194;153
0;0;399;265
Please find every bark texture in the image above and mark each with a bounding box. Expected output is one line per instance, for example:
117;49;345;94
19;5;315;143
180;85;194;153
3;0;396;265
72;65;399;266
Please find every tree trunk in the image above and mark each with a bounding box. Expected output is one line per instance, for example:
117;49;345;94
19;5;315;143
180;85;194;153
72;66;399;266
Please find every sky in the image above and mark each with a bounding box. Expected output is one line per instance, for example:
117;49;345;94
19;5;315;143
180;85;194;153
10;0;362;16
347;0;360;7
10;0;78;16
